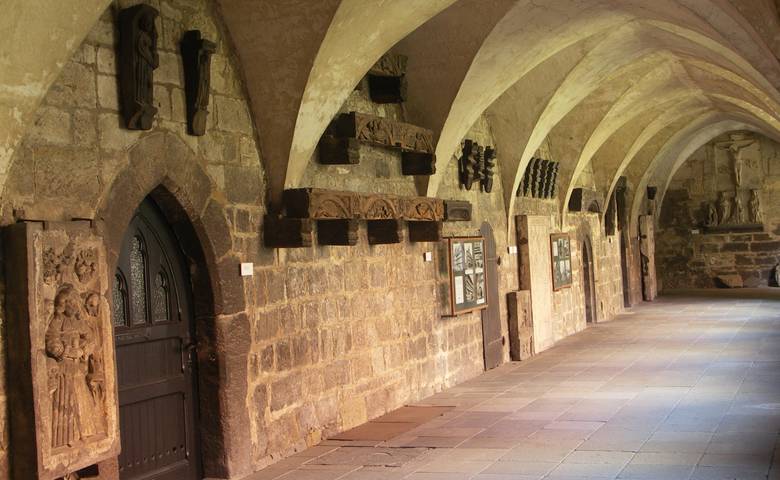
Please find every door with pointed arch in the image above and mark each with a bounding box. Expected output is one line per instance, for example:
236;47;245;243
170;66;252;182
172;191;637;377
582;238;596;324
112;198;202;479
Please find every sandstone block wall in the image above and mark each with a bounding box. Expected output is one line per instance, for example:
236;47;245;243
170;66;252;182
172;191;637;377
0;1;630;478
656;132;780;290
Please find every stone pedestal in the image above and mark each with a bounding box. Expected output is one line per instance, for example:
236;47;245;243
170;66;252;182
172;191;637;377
4;221;119;479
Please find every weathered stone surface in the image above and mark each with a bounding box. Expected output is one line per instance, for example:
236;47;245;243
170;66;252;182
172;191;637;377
46;62;97;109
657;132;780;290
715;274;744;288
4;222;119;479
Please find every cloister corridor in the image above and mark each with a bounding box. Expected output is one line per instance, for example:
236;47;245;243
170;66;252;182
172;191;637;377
248;291;780;480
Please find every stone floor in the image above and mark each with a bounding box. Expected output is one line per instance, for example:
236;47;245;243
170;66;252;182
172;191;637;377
246;291;780;480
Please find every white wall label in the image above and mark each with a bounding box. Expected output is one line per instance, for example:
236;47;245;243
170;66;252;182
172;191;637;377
507;245;518;255
240;262;254;276
423;251;433;262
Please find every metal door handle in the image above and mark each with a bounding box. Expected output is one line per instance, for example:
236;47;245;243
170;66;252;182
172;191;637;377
181;342;196;372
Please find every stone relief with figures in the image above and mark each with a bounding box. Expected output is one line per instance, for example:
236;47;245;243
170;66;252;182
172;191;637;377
4;223;119;480
701;133;765;231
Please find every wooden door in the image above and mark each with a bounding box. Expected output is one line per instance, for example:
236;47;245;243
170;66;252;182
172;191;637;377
112;199;201;480
480;222;503;370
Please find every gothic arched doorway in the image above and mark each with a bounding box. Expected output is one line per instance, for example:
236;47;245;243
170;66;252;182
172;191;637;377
112;198;202;480
582;238;596;324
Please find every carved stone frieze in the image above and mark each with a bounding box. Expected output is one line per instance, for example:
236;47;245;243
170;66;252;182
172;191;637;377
319;112;435;168
4;222;119;479
118;5;160;130
283;188;444;222
329;112;434;152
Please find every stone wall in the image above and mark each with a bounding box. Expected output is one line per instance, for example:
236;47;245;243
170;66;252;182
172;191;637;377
656;132;780;290
1;1;263;477
0;1;630;478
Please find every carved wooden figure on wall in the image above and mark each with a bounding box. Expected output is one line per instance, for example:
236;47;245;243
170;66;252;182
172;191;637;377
181;30;216;136
459;140;480;190
482;146;495;193
119;5;160;130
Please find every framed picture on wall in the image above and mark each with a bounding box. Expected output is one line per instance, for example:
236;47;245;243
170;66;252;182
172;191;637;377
550;233;572;291
442;236;488;316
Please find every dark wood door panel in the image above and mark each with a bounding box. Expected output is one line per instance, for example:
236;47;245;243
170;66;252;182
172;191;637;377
114;199;201;480
118;393;192;479
480;222;503;370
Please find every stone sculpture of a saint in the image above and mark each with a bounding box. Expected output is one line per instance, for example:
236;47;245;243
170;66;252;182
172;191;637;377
45;285;104;449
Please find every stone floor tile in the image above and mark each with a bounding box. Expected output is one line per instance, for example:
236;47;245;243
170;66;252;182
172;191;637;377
639;431;713;453
616;463;695;479
480;460;558;475
549;461;624;478
690;465;769;480
576;428;653;452
628;452;703;465
699;453;772;472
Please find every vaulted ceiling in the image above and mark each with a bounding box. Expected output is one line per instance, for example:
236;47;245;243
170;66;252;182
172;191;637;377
2;0;779;230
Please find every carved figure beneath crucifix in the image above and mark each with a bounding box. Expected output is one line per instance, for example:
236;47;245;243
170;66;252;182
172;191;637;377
734;193;746;224
705;202;718;227
749;189;763;224
717;191;732;225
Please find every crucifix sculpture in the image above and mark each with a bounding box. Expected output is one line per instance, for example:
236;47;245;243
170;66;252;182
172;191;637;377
716;133;755;187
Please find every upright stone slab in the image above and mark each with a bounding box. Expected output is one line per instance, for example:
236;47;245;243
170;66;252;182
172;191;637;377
506;290;534;361
639;215;658;301
4;222;119;479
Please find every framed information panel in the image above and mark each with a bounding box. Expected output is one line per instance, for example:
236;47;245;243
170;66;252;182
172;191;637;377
550;233;572;291
443;236;488;315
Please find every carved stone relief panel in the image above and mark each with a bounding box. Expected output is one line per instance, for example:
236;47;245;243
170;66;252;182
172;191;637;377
4;222;119;479
527;216;554;352
283;188;444;221
507;290;534;361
